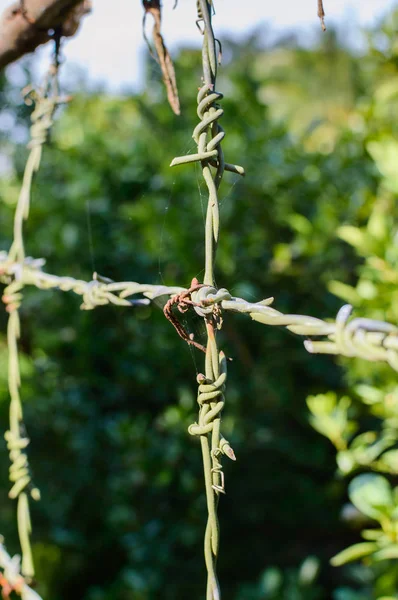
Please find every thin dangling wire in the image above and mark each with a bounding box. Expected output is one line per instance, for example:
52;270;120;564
3;31;68;580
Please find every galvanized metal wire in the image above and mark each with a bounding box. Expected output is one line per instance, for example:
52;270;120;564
2;49;67;580
171;2;244;597
9;72;69;266
2;253;396;371
0;537;42;600
2;280;40;580
219;293;398;371
0;251;184;309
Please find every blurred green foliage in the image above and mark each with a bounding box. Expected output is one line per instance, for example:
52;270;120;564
1;7;398;600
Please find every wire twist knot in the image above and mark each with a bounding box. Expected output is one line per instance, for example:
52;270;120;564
2;281;23;313
27;98;56;148
4;430;40;502
170;84;244;176
189;352;235;490
81;279;116;310
192;285;231;316
188;365;226;437
24;83;70;150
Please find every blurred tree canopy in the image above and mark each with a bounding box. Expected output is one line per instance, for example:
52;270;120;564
0;7;398;600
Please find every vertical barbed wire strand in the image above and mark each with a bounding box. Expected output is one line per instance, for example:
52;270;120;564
2;284;40;580
8;52;67;264
170;1;243;597
199;3;224;597
3;40;66;579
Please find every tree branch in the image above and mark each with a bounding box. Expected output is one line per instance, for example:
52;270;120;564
0;0;91;70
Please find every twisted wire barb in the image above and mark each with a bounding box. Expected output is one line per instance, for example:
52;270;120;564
170;1;244;287
188;351;235;599
219;294;398;371
0;252;184;309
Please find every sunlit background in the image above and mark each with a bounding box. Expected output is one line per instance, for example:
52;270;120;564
1;0;397;89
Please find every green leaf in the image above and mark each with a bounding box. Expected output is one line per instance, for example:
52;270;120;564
330;542;378;566
356;280;378;300
285;213;313;235
259;567;283;595
337;225;368;250
298;555;320;586
337;451;356;475
328;280;361;305
367;138;398;193
373;545;398;561
348;474;394;521
306;393;355;449
355;384;384;405
377;449;398;474
350;431;377;449
306;392;338;416
361;528;385;540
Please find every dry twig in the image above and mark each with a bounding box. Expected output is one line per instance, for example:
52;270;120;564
142;0;180;115
317;0;326;31
0;0;91;69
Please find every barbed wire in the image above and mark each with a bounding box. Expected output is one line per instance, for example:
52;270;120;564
0;537;42;600
193;286;398;370
170;2;245;597
1;1;397;597
3;250;397;368
0;251;183;310
2;281;40;581
8;71;70;266
2;253;397;373
1;37;69;581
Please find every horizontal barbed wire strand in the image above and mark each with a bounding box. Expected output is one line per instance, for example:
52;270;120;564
2;250;398;366
2;251;398;369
